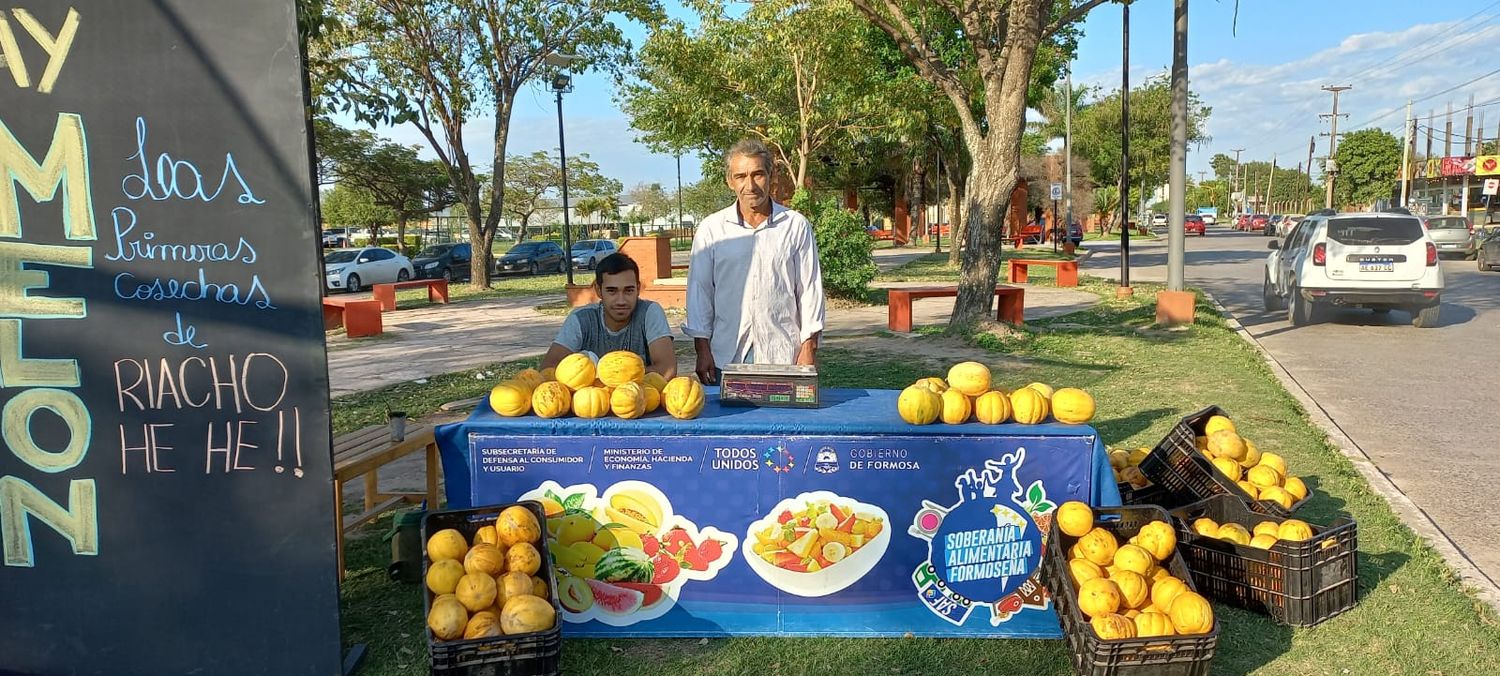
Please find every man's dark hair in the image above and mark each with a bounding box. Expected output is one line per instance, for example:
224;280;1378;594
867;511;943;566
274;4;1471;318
594;252;640;287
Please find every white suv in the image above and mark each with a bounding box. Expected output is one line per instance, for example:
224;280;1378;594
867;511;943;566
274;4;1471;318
1263;209;1444;328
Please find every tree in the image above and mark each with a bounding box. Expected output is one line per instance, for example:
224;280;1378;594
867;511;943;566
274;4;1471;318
316;118;457;254
311;0;662;288
1068;76;1211;211
625;183;674;234
849;0;1107;327
321;184;395;244
679;175;734;222
623;0;905;190
501;151;620;240
1334;128;1402;209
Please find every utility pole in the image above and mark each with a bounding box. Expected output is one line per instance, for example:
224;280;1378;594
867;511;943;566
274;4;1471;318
1118;0;1132;293
1266;154;1277;213
1400;100;1413;207
1166;0;1188;294
1320;85;1352;209
1230;148;1245;214
1065;67;1074;237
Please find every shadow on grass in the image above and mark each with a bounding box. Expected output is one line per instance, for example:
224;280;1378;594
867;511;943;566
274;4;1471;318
1093;408;1177;444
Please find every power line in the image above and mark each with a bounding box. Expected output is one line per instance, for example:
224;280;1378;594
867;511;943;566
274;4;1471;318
1346;66;1500;131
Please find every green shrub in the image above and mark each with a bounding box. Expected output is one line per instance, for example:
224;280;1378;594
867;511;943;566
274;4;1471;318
790;190;875;299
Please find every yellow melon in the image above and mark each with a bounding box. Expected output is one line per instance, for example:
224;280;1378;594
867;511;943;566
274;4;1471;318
1247;464;1283;488
489;382;531;417
1056;501;1094;538
1111;570;1150;609
1211;456;1242;482
1282;476;1308;501
945;361;991;396
1134;521;1177;561
1249;534;1278;549
531;381;573;419
610;381;647;419
555;353;596;391
463;610;502;639
1252;521;1281;538
428;529;470;562
1277;519;1314;542
1191;518;1219;538
513;368;545;391
1077;527;1119;567
1258;452;1288;477
506;542;542;576
974;390;1011;424
1025;382;1055;399
1238;439;1263;469
1051;388;1096;424
1112;544;1154;576
1134;611;1176;638
642;384;662;413
1010;387;1050;424
500;594;556;635
642;371;668;393
663;376;706;419
427;597;468;641
1070;558;1105;587
1237;481;1261;499
597;350;646;387
1077;578;1122;618
1203;414;1236;436
939;388;972;425
463;543;506;576
1150;575;1188;611
455;573;498;612
569;386;608;418
1207;430;1246;461
898;385;942;425
1260;486;1296;511
1167;591;1214;635
1091;613;1136;639
426;559;466;595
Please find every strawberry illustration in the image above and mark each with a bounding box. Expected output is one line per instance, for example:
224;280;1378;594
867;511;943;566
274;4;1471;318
680;542;710;571
651;554;681;584
664;528;693;555
697;539;724;563
642;534;661;557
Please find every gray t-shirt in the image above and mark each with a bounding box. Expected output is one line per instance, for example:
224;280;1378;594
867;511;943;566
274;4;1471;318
554;301;672;358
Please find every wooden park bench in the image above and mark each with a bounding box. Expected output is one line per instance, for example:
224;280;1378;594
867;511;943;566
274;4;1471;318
332;423;441;581
322;297;383;338
371;278;449;311
886;285;1025;333
1008;258;1079;287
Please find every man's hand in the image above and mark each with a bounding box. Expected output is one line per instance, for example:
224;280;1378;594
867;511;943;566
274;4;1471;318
694;338;717;384
795;334;819;366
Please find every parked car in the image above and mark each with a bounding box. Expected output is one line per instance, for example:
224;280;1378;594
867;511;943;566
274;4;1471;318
1266;215;1284;235
570;239;618;270
1477;227;1500;271
1264;210;1443;328
324;246;413;293
410;242;472;281
1235;214;1251;231
494;241;566;276
1201;213;1217;226
1424;215;1474;258
321;228;349;248
1249;214;1269;232
1185;214;1206;236
1151;213;1168;228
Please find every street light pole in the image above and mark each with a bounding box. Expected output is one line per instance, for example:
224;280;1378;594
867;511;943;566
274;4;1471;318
1167;0;1187;293
1119;0;1132;292
553;75;575;287
1065;67;1073;237
676;152;684;230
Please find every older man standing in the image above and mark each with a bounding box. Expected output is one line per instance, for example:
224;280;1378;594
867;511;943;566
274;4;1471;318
682;139;826;384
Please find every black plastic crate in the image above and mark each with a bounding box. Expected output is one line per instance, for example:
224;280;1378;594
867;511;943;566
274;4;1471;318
1117;481;1166;507
422;502;562;676
1042;505;1219;676
1137;406;1308;516
1169;495;1357;627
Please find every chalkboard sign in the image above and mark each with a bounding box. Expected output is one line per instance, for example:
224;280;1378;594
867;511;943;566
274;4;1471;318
0;2;340;674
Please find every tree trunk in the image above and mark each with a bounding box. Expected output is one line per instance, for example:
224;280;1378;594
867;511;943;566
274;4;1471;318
396;215;408;255
952;145;1019;328
947;166;967;267
910;156;926;243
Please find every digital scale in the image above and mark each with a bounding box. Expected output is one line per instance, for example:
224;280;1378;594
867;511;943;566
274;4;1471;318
719;364;820;408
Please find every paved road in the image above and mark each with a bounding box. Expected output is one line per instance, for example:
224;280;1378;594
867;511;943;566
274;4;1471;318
1083;227;1500;584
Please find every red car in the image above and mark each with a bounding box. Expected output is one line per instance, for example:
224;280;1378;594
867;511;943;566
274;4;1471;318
1249;214;1269;232
1185;214;1206;236
1234;214;1251;231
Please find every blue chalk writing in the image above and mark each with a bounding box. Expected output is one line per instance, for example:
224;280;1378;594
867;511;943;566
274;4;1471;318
113;269;275;309
162;312;207;349
120;117;265;205
105;207;257;264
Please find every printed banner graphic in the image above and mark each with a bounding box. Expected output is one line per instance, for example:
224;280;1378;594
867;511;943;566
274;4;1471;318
466;434;1095;637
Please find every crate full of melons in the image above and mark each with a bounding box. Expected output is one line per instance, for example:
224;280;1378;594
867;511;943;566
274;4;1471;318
1169;494;1357;628
1137;406;1309;516
1041;502;1218;676
422;501;562;675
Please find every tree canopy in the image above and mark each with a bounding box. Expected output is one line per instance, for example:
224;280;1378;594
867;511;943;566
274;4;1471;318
1334;128;1401;209
1067;76;1211;195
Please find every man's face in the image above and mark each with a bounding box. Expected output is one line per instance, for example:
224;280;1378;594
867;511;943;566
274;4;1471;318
597;269;640;323
726;154;772;211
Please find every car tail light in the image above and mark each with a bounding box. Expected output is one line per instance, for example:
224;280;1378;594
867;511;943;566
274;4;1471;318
1426;242;1438;266
1312;243;1326;266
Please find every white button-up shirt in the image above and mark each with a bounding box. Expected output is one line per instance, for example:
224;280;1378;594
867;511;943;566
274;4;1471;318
682;202;826;367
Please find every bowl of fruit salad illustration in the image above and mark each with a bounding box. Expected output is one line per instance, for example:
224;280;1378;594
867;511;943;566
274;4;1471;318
741;491;890;597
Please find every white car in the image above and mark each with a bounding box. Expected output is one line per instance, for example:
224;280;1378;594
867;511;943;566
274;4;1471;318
1201;213;1217;226
324;246;414;293
570;239;618;270
1151;213;1168;228
1263;209;1443;328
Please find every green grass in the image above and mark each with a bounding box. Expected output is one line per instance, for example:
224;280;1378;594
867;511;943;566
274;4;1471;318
336;287;1500;675
391;273;569;309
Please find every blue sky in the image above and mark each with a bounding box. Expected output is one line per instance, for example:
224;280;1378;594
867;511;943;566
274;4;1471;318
357;1;1500;193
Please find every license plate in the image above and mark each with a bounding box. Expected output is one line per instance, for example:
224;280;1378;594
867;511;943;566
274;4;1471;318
1359;262;1394;272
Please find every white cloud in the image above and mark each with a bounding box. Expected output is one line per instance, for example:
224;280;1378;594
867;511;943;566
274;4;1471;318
1081;16;1500;176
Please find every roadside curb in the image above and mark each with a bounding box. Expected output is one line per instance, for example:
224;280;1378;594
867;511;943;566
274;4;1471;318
1202;291;1500;616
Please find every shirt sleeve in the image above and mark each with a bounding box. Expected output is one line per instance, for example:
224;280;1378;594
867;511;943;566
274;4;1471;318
641;303;673;345
681;220;715;339
795;218;826;342
554;311;585;352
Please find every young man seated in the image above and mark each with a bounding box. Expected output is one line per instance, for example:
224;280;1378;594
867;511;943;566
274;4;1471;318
540;253;677;379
